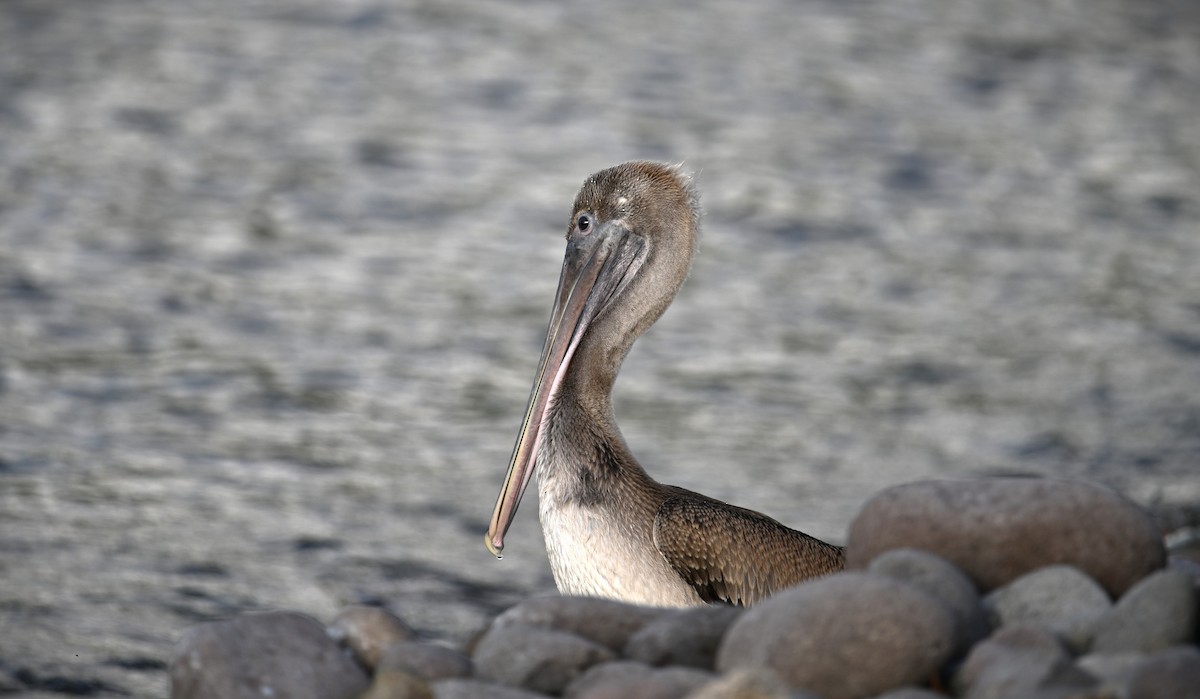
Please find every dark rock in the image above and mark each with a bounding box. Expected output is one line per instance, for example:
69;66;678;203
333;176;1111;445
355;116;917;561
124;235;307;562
1092;568;1197;653
170;611;369;699
473;622;616;695
952;625;1096;699
377;641;473;681
983;564;1111;650
327;605;417;670
1127;646;1200;699
490;595;664;651
868;548;990;655
623;605;743;670
716;572;955;699
563;660;711;699
432;678;553;699
846;478;1165;596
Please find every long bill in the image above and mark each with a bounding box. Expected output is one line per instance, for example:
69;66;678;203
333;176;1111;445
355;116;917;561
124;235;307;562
486;222;646;557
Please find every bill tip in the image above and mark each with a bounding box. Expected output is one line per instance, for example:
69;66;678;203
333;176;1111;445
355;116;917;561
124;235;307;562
484;534;504;559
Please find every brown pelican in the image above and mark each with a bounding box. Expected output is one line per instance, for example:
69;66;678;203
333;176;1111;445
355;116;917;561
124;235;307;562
486;161;844;606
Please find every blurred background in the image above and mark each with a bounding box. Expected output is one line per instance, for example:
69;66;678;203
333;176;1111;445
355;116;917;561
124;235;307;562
1;0;1198;695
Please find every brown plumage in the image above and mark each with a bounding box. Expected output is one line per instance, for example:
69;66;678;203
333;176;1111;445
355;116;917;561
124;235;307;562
486;161;844;607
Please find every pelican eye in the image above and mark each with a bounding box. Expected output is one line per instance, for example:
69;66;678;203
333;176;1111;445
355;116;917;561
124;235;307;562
576;214;591;233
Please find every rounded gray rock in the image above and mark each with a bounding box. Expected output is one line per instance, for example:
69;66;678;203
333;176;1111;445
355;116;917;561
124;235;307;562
689;669;822;699
473;622;616;695
1092;568;1197;653
378;641;473;681
846;478;1165;596
361;669;434;699
327;605;418;670
431;678;553;699
623;605;743;670
1127;646;1200;699
491;595;664;651
716;572;955;699
952;624;1095;699
1075;652;1150;694
170;611;370;699
983;564;1112;650
563;661;711;699
872;689;947;699
868;548;989;654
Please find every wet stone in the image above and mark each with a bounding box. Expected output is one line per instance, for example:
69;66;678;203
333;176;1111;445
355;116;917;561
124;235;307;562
868;548;989;655
473;622;616;695
983;565;1112;650
952;625;1095;699
431;678;553;699
490;595;665;651
377;641;473;681
717;572;955;699
327;605;418;670
170;611;369;699
563;660;712;699
623;604;743;670
846;478;1166;596
1092;568;1197;653
1127;646;1200;699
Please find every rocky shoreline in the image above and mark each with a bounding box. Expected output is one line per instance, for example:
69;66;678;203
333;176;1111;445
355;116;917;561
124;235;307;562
170;478;1200;699
3;2;1199;697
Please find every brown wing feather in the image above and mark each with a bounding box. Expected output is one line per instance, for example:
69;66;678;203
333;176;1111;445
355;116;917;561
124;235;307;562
652;488;844;606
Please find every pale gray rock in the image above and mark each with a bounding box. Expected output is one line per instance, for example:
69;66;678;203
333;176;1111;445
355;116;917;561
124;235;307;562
170;611;369;699
717;572;955;699
983;564;1111;650
623;605;743;670
473;622;616;695
432;678;553;699
327;605;418;670
847;478;1166;596
563;660;711;699
952;624;1095;699
1127;646;1200;699
491;595;665;651
868;548;989;654
1092;568;1197;653
377;641;473;681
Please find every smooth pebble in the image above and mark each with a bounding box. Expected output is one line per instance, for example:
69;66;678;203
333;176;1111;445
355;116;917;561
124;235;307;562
868;548;989;655
623;605;743;670
1127;645;1200;699
952;624;1095;699
1092;568;1197;653
846;478;1165;596
170;611;369;699
377;641;473;681
717;572;955;699
473;622;615;694
327;605;418;670
491;595;664;650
